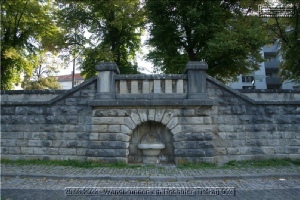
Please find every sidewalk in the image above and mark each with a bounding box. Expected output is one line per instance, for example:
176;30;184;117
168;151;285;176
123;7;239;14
1;163;300;181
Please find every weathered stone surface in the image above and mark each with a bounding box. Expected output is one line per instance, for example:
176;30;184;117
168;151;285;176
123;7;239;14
89;141;129;149
67;141;79;148
171;125;182;135
98;133;116;141
121;125;132;135
227;147;240;155
130;110;141;125
28;140;41;147
41;140;52;147
86;149;128;157
116;133;130;142
92;117;125;125
20;147;34;154
161;111;173;125
137;109;147;122
148;109;155;121
174;132;212;141
179;117;203;124
196;141;214;148
195;107;211;116
1;107;15;115
89;133;98;140
107;125;121;133
154;109;165;122
59;148;77;155
124;117;136;130
173;141;196;149
91;125;107;133
166;117;178;129
182;125;212;132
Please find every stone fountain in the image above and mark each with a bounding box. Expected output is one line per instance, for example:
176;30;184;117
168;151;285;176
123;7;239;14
137;131;165;164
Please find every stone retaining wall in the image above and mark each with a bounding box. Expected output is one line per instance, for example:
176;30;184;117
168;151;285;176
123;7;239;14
1;62;299;164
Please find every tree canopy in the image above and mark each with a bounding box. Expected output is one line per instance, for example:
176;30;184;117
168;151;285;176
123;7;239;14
1;0;64;90
1;0;299;89
262;0;300;83
56;0;145;79
145;0;269;82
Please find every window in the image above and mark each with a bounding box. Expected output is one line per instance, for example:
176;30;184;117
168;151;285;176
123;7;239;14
243;86;255;89
293;86;300;90
242;76;254;83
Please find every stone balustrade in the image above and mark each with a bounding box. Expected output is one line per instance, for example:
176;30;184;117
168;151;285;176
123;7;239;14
95;61;208;101
115;74;187;99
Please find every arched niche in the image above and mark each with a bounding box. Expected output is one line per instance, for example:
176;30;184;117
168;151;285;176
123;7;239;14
128;121;174;164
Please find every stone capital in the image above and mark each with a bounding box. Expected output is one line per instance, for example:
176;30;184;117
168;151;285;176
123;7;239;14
95;62;120;74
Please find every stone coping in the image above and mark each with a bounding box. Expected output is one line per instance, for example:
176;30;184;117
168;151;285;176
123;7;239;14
0;77;97;106
207;76;300;105
89;99;216;107
1;90;67;94
238;89;300;93
115;74;187;80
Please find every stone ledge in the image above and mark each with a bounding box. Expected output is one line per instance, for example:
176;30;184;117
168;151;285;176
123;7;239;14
0;77;97;106
238;89;300;93
89;99;216;107
1;90;66;95
115;74;187;80
207;76;300;105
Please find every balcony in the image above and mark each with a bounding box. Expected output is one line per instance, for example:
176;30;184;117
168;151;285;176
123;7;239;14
263;44;279;53
266;77;282;86
264;61;280;70
263;44;279;56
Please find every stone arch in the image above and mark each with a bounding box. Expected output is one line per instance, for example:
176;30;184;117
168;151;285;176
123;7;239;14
128;121;175;163
125;108;182;137
124;108;180;163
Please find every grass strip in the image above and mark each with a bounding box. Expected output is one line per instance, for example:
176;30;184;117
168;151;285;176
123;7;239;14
1;158;299;169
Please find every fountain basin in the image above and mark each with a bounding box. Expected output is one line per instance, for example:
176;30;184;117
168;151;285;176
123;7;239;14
137;143;165;156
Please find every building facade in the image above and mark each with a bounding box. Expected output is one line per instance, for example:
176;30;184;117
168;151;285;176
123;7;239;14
55;73;85;89
228;42;299;90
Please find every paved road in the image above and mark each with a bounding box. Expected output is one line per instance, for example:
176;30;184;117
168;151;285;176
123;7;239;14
1;176;300;200
2;188;300;200
1;164;300;199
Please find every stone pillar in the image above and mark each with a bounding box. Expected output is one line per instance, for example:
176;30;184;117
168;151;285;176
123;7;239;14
184;61;208;99
95;62;120;99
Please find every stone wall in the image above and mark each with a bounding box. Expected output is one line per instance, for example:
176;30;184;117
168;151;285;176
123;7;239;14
1;62;299;164
207;79;300;164
1;78;97;161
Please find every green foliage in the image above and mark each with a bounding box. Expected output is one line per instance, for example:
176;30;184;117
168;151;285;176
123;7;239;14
221;158;295;168
1;158;143;169
259;0;300;83
177;162;216;169
1;0;64;90
21;51;63;90
145;0;268;82
56;0;145;78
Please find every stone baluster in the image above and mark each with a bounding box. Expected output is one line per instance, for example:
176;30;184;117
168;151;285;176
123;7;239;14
184;61;208;99
95;62;120;99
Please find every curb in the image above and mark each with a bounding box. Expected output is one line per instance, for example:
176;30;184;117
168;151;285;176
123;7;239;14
2;173;300;181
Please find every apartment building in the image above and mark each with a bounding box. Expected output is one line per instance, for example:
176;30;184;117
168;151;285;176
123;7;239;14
228;41;299;90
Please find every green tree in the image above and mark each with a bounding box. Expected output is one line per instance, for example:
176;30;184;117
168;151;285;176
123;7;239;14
22;51;63;90
262;0;300;83
1;0;64;90
145;0;268;82
56;0;145;78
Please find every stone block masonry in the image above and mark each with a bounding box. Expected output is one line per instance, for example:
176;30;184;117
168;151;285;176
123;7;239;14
1;62;300;164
